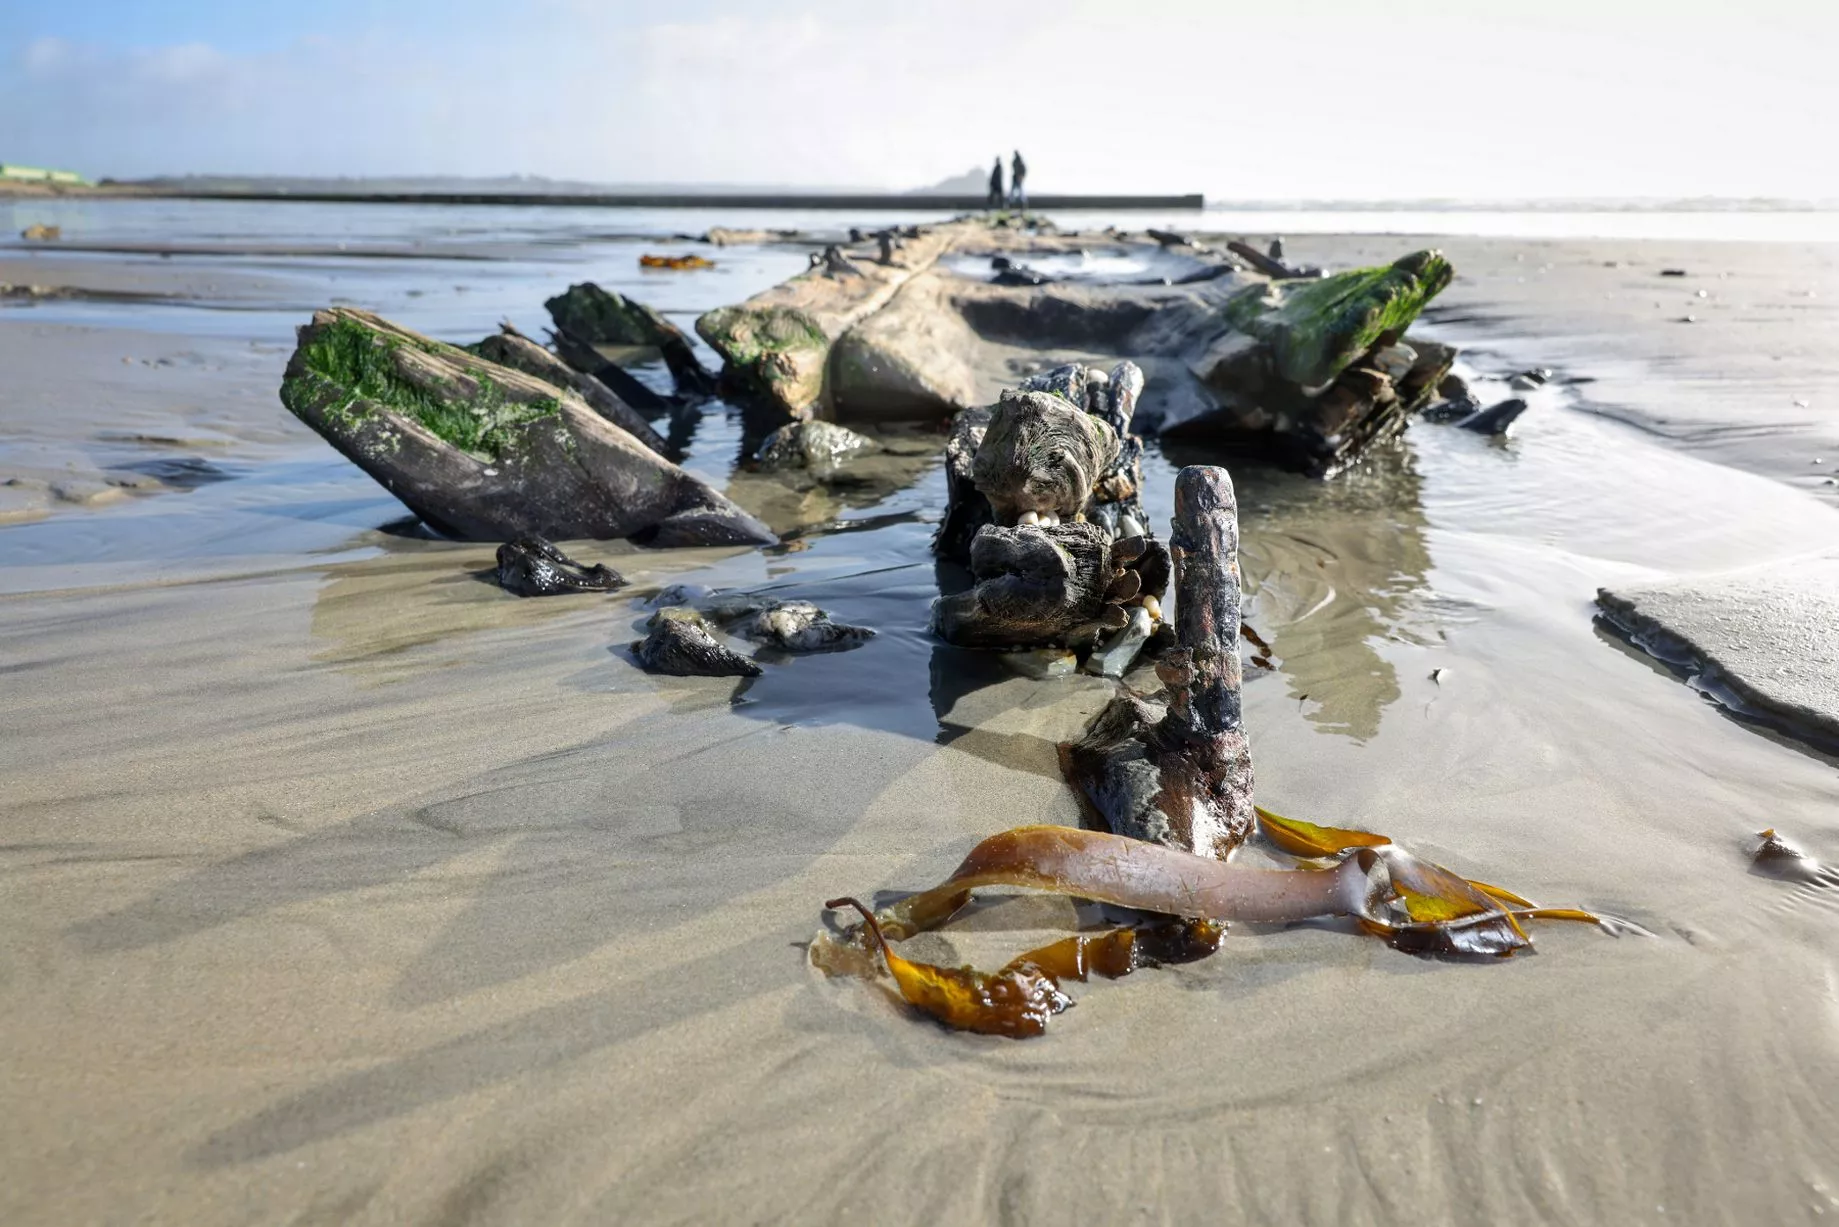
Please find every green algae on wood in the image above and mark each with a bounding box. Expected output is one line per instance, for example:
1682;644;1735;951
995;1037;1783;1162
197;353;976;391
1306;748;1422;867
694;224;966;420
470;325;674;459
1224;250;1453;389
544;282;712;392
278;306;776;546
282;312;561;461
545;282;690;351
695;303;831;415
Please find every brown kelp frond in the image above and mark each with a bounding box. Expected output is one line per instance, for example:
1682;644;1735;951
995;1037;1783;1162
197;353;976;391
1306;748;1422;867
1005;917;1226;982
640;254;715;270
1466;878;1537;910
1255;806;1393;858
874;826;1374;940
817;817;1624;1034
817;897;1225;1040
1256;808;1620;953
1355;842;1630;956
823;897;1071;1038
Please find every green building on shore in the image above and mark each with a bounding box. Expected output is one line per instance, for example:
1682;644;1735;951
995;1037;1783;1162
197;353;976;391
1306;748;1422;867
0;164;90;186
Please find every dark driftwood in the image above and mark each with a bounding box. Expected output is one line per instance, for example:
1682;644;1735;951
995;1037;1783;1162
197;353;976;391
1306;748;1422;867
472;325;673;458
633;607;763;677
546;327;675;415
280;307;774;547
1058;466;1254;858
494;538;626;597
931;522;1169;650
546;282;715;395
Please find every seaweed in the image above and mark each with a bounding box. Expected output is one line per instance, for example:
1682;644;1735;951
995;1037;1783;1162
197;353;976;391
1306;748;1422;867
817;815;1612;1037
693;303;832;413
1008;917;1225;983
822;898;1223;1039
826;897;1071;1038
696;304;828;364
285;313;561;460
1225;250;1453;389
640;254;715;270
1254;807;1392;858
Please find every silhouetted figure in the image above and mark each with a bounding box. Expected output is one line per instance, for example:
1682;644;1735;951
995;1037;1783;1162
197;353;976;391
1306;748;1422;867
1009;150;1028;210
987;158;1005;210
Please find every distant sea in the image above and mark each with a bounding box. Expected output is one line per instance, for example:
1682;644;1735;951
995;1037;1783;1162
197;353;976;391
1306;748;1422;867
8;192;1839;245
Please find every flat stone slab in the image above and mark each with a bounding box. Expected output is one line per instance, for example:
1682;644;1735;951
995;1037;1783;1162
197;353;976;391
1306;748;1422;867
1598;559;1839;748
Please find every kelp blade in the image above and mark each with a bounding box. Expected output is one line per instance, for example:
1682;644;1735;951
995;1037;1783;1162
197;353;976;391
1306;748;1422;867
1004;918;1227;982
639;254;714;270
825;897;1070;1038
818;899;1227;1039
822;823;1612;1038
876;826;1369;939
1256;806;1392;858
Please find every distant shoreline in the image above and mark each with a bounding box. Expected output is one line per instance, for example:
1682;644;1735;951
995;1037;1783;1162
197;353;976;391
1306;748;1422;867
4;181;1836;213
1;185;1203;211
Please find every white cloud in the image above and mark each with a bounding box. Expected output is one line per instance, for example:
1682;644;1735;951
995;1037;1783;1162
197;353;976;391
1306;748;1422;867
1;0;1835;199
22;36;71;75
133;41;228;85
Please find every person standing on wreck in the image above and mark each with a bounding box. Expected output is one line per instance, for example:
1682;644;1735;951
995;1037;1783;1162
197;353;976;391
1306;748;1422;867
1009;150;1028;210
987;157;1005;210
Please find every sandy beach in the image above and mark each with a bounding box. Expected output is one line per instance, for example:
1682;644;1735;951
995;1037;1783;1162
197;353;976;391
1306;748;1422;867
2;201;1837;1225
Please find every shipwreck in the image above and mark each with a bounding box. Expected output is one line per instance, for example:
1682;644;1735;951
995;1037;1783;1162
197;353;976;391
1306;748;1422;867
697;220;1455;477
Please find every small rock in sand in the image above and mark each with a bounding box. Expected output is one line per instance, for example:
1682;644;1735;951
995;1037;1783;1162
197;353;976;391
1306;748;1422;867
634;607;762;678
1751;828;1829;884
706;595;876;653
754;420;874;476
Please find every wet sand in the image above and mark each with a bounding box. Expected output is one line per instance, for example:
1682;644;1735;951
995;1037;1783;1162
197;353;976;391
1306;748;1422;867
3;210;1838;1225
1276;233;1839;494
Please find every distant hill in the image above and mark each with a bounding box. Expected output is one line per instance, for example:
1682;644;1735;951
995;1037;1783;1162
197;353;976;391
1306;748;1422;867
906;166;994;196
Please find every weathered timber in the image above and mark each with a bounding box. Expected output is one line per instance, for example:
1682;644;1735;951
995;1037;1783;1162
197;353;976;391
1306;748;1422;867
279;307;774;546
1058;466;1254;858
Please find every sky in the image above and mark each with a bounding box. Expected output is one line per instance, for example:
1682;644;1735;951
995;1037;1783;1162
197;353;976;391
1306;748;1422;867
1;0;1835;201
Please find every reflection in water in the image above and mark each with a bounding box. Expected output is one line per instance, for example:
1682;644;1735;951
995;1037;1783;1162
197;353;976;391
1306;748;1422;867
720;429;945;541
305;422;1434;742
664;401;706;458
1162;438;1434;742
